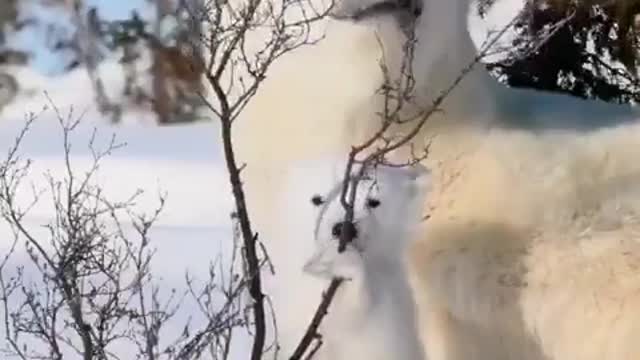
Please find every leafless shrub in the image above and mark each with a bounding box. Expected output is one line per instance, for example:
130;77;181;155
0;104;264;360
191;0;336;358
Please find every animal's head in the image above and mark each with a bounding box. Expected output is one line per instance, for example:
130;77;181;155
330;0;473;35
330;0;422;36
303;163;432;279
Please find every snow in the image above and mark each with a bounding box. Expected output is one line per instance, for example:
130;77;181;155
0;68;239;358
0;0;526;358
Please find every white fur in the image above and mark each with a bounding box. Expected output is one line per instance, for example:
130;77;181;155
303;164;430;360
235;0;640;359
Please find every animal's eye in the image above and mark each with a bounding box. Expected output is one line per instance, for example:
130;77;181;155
366;198;381;209
311;195;324;206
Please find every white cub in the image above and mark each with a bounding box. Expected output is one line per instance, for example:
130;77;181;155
303;163;431;360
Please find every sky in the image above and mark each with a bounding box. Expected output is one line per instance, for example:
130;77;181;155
6;0;151;74
4;0;525;75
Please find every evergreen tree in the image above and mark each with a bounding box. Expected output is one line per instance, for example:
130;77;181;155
482;0;640;104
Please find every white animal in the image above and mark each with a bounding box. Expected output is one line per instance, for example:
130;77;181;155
303;163;430;360
235;0;640;359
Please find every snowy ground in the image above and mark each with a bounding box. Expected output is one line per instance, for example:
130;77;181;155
0;1;524;358
0;97;247;358
0;96;341;357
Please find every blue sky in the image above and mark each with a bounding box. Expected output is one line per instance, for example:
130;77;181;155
6;0;148;74
88;0;148;20
6;0;524;75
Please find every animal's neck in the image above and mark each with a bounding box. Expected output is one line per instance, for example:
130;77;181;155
411;0;496;119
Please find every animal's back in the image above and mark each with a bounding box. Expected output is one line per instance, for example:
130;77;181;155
496;84;640;132
408;120;640;360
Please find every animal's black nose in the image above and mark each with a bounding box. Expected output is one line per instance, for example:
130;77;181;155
398;0;422;17
332;221;358;240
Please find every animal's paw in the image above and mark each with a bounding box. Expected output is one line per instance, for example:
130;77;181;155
303;242;363;281
331;246;364;281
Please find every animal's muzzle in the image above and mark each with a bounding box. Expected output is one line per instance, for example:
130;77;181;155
332;220;359;241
